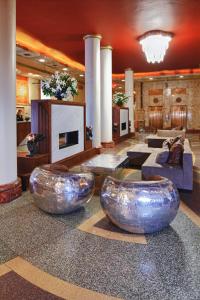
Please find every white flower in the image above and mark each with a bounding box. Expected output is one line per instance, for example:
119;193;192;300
72;81;77;88
42;71;78;99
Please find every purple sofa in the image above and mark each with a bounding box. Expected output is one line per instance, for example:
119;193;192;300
142;139;193;190
127;139;193;191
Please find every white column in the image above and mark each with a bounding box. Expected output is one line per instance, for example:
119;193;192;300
125;68;135;133
101;46;113;144
0;0;17;185
84;34;102;148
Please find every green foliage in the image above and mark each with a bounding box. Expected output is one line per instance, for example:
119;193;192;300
113;92;129;106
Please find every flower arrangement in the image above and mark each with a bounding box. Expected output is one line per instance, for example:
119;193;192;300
112;92;129;107
41;71;78;100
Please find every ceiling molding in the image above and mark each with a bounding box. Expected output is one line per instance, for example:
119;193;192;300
16;29;85;72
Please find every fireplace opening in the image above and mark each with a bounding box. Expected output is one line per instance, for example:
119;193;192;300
121;122;127;130
59;130;78;149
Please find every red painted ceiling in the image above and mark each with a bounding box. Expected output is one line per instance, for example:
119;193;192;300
17;0;200;73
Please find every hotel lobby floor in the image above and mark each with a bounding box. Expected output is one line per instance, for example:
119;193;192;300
1;136;200;300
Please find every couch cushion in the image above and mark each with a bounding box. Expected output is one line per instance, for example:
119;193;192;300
156;150;169;164
142;152;184;189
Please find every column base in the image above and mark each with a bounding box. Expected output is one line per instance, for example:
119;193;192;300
101;141;115;148
95;146;103;154
0;178;22;204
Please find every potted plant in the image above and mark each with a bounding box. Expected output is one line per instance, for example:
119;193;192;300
112;92;129;107
41;71;78;100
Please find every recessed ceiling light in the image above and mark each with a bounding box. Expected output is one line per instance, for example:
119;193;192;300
179;75;184;78
118;86;122;89
121;79;125;82
62;67;68;71
149;77;153;80
79;74;84;77
38;58;45;63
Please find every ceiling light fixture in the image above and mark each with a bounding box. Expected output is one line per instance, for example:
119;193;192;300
63;67;68;71
79;74;84;77
138;30;173;64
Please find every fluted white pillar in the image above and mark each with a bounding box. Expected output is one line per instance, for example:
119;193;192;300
101;46;113;144
84;34;102;148
0;0;17;185
125;68;135;132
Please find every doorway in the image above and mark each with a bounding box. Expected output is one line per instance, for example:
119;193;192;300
148;106;163;130
171;105;187;129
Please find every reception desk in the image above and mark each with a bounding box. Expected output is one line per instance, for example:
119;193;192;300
17;121;31;145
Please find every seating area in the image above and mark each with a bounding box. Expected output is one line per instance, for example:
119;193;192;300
127;136;193;190
145;129;186;147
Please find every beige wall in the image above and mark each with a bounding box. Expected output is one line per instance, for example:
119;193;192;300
135;78;200;130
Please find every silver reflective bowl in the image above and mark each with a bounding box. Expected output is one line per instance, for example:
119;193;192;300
30;164;95;214
100;176;180;234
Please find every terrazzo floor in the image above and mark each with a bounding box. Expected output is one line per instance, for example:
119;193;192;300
2;136;200;300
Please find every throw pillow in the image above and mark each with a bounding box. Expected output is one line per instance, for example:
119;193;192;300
162;137;175;150
178;135;185;145
167;141;184;165
162;135;185;150
156;150;169;164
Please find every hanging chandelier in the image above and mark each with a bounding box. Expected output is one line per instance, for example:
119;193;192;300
138;31;173;64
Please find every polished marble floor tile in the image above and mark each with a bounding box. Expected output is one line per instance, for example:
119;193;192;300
17;209;200;300
1;136;200;299
0;201;66;255
0;239;17;264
